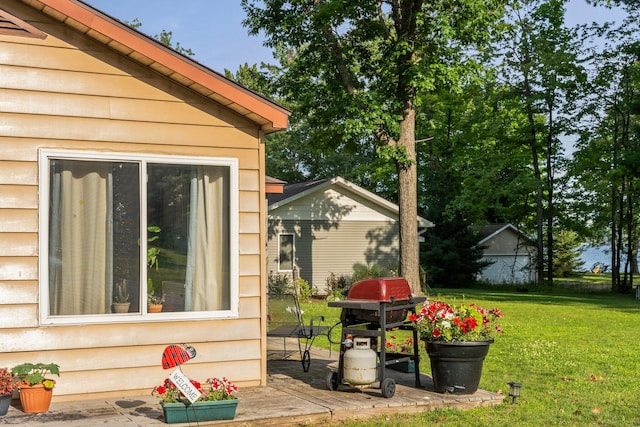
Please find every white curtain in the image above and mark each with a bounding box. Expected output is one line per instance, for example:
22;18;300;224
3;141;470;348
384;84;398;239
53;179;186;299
50;161;112;315
189;166;229;311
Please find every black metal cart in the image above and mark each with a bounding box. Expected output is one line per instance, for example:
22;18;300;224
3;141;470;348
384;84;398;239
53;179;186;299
326;296;425;398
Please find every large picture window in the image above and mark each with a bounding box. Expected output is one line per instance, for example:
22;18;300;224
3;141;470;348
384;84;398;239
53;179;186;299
40;151;238;324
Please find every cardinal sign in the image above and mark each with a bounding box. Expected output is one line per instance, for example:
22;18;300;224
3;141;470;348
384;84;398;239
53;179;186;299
169;368;202;403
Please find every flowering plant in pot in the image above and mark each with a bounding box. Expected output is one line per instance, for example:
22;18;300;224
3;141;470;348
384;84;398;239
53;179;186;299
0;368;16;416
153;376;238;404
153;376;239;423
409;300;503;342
410;301;503;394
11;363;60;413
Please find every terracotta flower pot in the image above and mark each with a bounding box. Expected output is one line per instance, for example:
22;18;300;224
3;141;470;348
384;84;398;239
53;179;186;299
17;382;54;413
148;304;163;313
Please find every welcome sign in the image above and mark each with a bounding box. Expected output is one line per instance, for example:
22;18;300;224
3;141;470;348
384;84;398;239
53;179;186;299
169;368;202;403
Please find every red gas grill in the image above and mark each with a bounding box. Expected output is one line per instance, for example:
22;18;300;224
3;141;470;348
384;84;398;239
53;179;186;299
327;277;426;398
341;277;414;326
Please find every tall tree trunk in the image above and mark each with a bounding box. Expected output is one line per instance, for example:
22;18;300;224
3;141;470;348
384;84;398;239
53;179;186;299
611;104;619;292
397;107;420;295
532;142;545;286
626;189;633;291
524;73;544;286
611;185;618;292
546;106;554;288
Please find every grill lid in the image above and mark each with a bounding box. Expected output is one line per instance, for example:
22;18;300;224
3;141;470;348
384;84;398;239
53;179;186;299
346;277;412;303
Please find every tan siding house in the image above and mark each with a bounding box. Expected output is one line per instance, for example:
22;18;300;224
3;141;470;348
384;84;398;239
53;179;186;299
267;177;432;293
0;0;288;400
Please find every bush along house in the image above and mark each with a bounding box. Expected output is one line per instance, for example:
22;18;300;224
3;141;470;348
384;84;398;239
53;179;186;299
0;0;289;399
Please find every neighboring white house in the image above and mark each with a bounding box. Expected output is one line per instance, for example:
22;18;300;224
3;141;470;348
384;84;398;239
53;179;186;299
267;177;433;293
476;223;536;285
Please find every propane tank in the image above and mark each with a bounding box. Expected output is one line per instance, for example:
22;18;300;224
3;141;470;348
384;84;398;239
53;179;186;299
343;337;377;387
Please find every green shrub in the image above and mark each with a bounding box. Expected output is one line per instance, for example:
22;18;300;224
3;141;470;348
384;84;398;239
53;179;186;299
352;263;397;281
325;272;353;300
268;271;293;294
296;278;313;301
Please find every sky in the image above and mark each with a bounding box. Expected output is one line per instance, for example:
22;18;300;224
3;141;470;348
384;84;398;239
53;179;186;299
87;0;274;73
86;0;627;75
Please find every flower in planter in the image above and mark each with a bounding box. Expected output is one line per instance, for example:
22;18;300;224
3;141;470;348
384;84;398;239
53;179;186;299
0;368;16;395
409;300;504;342
153;376;238;404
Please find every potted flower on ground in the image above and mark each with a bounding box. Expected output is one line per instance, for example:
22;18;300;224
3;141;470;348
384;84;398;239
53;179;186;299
153;376;239;424
0;368;16;416
11;363;60;413
410;300;503;394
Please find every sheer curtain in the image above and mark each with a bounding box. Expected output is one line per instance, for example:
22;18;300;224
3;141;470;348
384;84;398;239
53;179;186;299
188;166;229;311
49;161;113;315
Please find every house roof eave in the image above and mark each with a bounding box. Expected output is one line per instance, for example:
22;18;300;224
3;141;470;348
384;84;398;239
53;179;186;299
268;176;433;228
23;0;290;134
477;223;525;245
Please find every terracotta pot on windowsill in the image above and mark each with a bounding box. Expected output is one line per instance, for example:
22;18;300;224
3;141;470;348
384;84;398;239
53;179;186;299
148;304;163;313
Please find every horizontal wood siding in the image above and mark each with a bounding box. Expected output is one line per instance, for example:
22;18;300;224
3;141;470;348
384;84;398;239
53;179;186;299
267;219;399;293
0;1;267;398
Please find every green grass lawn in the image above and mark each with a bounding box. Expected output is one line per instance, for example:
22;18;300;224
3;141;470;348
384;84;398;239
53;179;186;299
299;287;640;426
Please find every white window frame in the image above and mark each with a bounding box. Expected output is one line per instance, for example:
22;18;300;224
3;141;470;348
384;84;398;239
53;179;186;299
38;149;239;325
277;233;295;272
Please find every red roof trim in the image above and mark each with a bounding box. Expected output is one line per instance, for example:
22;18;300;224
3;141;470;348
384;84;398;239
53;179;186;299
32;0;289;131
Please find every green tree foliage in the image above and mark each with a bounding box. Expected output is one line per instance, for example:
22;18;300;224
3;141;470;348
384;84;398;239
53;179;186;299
241;0;508;293
568;18;640;293
494;0;587;287
415;85;509;287
552;229;585;276
420;163;489;288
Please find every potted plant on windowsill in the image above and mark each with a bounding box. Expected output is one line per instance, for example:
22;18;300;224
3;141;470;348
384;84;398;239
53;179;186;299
112;280;131;313
153;376;239;423
410;301;503;394
11;363;60;413
148;293;164;313
0;368;16;416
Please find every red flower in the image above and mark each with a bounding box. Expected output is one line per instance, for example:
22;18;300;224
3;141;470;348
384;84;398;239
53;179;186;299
210;378;222;390
465;316;478;330
155;385;166;395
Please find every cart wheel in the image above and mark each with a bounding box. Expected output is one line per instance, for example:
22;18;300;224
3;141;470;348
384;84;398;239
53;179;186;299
326;371;339;391
381;378;396;398
302;350;311;372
